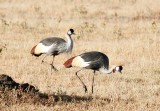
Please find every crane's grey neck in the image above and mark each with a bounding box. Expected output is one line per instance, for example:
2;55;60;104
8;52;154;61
66;34;73;53
99;66;115;74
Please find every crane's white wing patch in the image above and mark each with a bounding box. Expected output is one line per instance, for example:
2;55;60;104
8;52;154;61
72;56;90;67
35;43;54;54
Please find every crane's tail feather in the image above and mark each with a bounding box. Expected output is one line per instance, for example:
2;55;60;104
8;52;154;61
30;45;36;55
63;56;76;68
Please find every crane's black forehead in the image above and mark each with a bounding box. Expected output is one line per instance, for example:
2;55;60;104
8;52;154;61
119;66;123;70
70;29;74;33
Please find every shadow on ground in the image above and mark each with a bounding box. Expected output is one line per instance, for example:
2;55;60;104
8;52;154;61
0;74;93;106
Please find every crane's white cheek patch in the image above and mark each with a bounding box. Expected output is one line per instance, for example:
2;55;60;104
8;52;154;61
115;66;120;71
72;56;90;67
68;31;72;35
35;43;53;54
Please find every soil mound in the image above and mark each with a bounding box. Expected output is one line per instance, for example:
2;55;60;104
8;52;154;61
0;74;92;106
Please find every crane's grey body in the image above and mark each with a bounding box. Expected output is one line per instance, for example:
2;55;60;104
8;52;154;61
79;51;109;70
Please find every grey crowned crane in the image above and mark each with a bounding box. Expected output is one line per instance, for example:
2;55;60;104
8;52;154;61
31;29;75;73
63;51;123;93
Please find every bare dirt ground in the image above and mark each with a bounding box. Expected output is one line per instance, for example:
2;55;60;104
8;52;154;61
0;0;160;110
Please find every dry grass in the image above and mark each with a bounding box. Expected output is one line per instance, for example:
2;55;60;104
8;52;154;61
0;0;160;110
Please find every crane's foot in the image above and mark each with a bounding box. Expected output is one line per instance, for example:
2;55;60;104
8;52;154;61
50;64;58;73
83;85;88;93
41;60;44;64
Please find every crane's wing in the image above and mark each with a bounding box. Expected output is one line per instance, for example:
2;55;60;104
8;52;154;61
84;57;103;70
40;37;66;46
40;37;67;55
80;51;109;70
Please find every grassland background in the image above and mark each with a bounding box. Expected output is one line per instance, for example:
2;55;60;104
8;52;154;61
0;0;160;110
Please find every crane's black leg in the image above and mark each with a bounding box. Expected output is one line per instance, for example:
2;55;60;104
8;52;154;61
50;56;58;73
75;69;87;93
91;70;96;94
41;55;48;64
41;55;58;74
